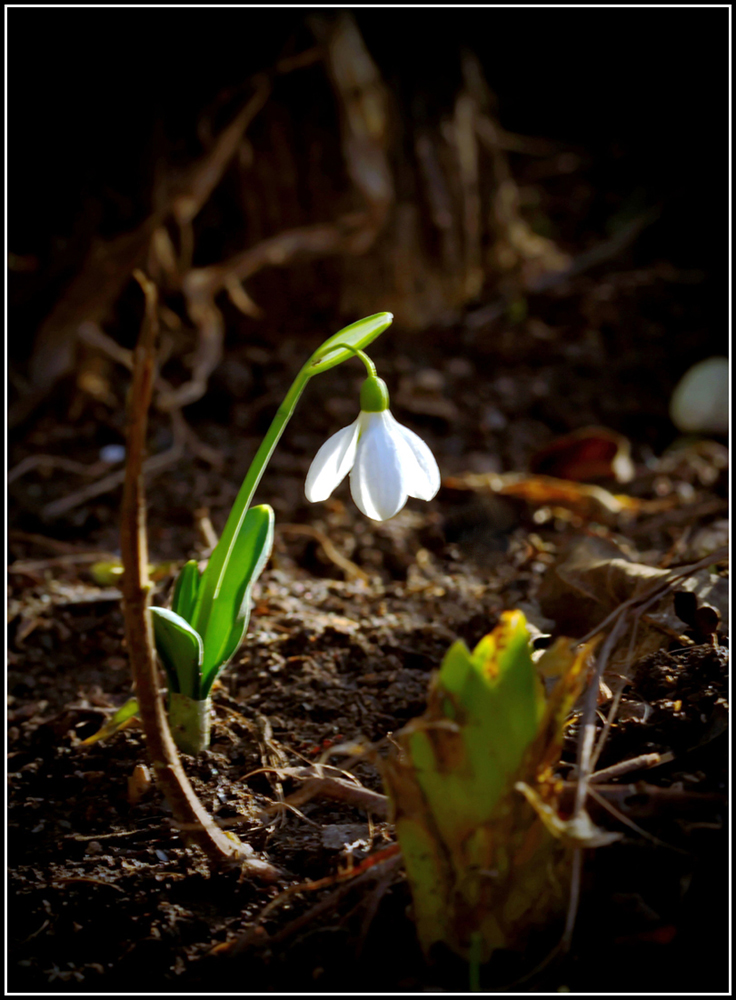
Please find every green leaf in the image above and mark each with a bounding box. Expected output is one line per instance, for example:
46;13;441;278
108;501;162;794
151;606;204;699
385;613;599;963
306;312;393;375
194;503;274;695
198;582;253;699
410;611;544;847
172;559;200;624
435;639;474;703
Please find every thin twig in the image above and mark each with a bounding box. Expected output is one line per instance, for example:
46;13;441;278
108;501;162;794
563;546;728;947
586;786;688;854
8;552;118;574
39;322;221;519
42;440;185;519
119;269;278;879
8;531;84;554
573;546;728;821
576;547;728;646
277;523;370;581
561;848;583;953
9;453;118;484
261;771;390;819
194;507;220;552
172;74;272;227
355;861;402;956
590;752;673;783
560;782;725;818
221;847;402;957
588;591;662;772
572;612;629;821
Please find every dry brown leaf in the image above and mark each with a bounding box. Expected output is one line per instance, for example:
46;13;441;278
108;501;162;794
529;427;635;483
537;535;729;667
443;470;654;524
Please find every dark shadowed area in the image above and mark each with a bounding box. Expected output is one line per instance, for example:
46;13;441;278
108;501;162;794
8;8;729;993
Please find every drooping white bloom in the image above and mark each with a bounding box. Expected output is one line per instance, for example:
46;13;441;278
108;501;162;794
305;408;441;521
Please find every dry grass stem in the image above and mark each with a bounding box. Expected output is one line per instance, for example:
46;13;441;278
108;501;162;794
119;268;279;878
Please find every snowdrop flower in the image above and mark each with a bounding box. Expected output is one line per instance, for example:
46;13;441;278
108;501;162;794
305;376;440;521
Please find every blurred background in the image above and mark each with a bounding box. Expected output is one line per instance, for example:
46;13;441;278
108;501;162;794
8;7;729;543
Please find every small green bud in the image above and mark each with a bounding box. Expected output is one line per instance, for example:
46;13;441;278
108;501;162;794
360;376;390;412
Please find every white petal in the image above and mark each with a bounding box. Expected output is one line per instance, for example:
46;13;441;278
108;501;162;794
349;412;409;521
305;419;360;503
388;414;441;501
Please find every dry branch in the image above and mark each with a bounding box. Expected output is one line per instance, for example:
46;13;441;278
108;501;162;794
119;269;279;879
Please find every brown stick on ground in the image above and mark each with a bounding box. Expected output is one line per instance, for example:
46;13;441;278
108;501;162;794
119;269;279;880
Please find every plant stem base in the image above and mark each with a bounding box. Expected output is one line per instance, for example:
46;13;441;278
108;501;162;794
168;693;212;755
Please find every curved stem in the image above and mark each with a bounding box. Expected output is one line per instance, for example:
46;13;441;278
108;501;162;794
193;361;313;629
195;345;377;631
326;343;377;377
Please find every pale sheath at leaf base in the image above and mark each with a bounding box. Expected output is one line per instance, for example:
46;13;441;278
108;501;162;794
305;376;440;521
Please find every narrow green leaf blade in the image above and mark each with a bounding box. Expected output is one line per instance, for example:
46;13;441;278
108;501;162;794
199;584;253;699
80;697;140;745
151;606;204;699
172;559;201;624
195;504;274;687
306;312;393;375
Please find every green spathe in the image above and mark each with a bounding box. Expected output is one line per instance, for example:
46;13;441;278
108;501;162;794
308;312;393;375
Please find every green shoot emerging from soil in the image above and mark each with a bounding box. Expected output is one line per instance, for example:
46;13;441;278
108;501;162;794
383;611;617;968
154;312;397;752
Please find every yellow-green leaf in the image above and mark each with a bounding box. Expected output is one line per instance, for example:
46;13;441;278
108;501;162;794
80;698;140;745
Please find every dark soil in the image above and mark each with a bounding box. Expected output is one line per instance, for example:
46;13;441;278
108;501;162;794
8;316;729;992
8;9;729;994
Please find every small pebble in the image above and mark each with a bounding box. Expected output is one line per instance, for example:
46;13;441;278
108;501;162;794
127;764;152;806
670;357;729;434
99;443;126;463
